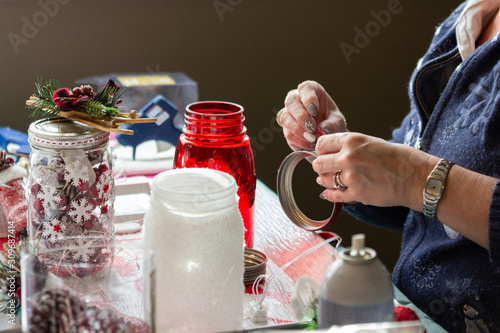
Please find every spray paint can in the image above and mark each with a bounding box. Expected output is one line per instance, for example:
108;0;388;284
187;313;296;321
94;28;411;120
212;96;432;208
319;234;394;328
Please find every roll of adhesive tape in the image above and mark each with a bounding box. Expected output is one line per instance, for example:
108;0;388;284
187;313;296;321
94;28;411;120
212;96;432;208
277;150;342;231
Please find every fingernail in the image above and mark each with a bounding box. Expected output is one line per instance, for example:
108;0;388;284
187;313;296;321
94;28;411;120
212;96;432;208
322;127;330;134
308;103;318;117
319;192;328;200
310;142;316;148
304;120;315;133
316;177;323;186
303;132;316;142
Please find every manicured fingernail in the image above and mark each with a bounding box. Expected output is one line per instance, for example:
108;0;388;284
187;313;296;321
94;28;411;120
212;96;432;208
319;192;328;200
310;142;316;148
308;103;318;117
303;132;316;142
304;120;315;133
322;127;330;134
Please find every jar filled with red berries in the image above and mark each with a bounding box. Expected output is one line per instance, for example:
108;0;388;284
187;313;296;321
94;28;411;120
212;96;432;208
27;118;115;278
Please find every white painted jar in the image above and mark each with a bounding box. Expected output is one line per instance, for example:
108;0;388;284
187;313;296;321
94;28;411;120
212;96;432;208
144;168;244;333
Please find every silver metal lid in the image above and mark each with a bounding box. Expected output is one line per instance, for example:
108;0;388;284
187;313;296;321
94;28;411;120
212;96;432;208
277;150;342;231
28;118;109;150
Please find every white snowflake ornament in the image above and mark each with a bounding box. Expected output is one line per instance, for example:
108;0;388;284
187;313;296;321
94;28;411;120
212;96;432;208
69;197;93;224
37;184;61;210
95;173;111;200
41;219;67;243
63;159;90;186
70;238;96;262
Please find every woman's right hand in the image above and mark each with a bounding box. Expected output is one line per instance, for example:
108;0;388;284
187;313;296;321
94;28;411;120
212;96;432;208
279;80;348;151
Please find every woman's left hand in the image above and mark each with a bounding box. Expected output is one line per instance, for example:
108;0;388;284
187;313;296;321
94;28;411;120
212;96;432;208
312;132;434;208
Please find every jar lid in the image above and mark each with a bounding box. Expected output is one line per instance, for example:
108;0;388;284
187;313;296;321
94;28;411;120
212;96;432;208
28;118;109;149
277;150;342;231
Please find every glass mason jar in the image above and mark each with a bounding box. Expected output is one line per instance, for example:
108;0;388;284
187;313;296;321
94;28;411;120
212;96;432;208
27;118;115;278
21;238;152;332
174;101;256;248
144;168;244;332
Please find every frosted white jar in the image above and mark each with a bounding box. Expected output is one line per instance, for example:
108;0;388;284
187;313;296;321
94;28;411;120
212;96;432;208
144;168;244;333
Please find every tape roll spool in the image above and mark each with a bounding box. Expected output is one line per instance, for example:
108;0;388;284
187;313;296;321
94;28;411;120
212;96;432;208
277;150;342;231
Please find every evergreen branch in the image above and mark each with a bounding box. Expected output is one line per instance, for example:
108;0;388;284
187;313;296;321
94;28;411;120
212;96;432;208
27;77;124;123
0;243;21;275
34;76;60;100
76;100;120;117
28;98;60;119
0;296;20;316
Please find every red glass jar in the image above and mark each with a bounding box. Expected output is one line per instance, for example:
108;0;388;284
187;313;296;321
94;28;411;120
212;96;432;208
174;101;256;248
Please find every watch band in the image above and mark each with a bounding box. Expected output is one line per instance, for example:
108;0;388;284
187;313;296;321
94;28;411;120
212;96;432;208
423;159;453;219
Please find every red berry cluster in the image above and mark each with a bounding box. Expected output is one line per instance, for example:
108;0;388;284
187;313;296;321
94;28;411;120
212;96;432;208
52;85;96;111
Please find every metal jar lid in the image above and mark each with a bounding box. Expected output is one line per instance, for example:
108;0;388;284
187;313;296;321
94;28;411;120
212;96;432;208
28;118;109;150
277;150;342;231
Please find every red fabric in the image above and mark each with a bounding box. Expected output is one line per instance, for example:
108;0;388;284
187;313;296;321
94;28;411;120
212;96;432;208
0;178;27;238
394;305;420;321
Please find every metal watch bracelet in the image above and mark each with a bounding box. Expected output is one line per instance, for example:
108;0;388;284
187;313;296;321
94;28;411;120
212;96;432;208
423;158;453;219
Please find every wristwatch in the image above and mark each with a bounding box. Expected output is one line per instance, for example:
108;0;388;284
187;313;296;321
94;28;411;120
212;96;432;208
423;159;453;219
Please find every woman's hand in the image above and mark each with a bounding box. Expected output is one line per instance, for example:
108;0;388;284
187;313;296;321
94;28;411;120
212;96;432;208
312;132;434;208
280;81;347;151
312;131;498;250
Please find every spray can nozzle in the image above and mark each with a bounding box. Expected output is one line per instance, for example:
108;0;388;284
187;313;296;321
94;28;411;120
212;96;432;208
350;234;367;257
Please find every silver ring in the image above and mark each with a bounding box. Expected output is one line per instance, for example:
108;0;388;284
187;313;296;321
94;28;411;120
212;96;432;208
277;150;342;231
333;170;348;191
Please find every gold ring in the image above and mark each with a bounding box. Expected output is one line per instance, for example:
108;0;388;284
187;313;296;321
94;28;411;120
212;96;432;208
333;170;348;191
276;108;286;127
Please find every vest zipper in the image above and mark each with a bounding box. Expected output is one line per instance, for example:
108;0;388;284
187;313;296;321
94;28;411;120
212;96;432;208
413;52;461;121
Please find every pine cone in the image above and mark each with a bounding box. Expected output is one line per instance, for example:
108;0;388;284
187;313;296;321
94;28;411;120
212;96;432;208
76;306;128;333
28;289;85;333
80;85;95;98
0;151;14;172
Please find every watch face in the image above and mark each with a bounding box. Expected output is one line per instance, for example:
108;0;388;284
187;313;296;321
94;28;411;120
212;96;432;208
426;178;443;197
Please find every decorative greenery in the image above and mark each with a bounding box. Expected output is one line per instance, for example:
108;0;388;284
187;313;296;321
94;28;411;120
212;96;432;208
0;240;22;316
27;76;125;119
304;291;319;330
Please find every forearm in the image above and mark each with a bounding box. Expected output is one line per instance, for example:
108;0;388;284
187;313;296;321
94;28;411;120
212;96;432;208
405;153;497;250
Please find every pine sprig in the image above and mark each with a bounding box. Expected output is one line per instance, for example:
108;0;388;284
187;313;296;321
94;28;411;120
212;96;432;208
0;242;21;316
76;99;120;117
29;76;62;119
26;77;124;119
28;97;59;119
0;243;20;277
34;76;61;100
304;291;319;330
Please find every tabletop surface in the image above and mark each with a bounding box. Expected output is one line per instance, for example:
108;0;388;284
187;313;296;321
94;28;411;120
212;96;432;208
0;179;446;332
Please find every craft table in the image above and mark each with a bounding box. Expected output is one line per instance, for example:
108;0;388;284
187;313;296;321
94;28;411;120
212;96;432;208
0;179;446;332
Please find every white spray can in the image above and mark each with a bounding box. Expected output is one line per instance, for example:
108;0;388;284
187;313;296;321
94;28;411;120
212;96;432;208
319;234;394;328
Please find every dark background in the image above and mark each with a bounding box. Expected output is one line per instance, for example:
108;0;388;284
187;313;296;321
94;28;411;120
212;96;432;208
0;0;460;270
